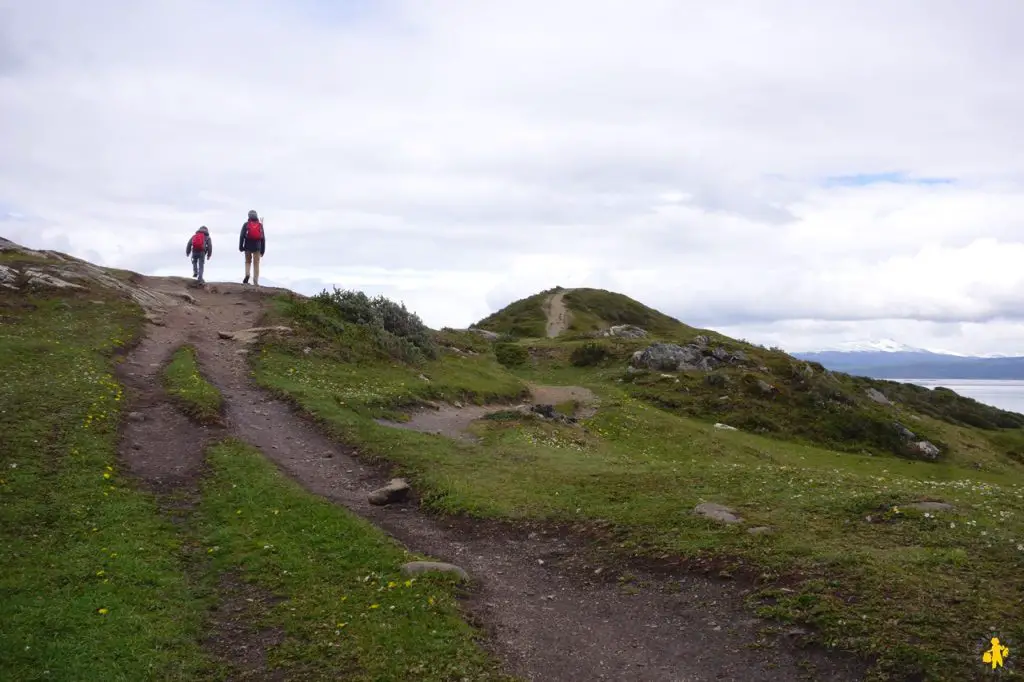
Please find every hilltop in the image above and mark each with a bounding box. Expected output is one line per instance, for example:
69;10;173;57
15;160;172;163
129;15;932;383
4;241;1024;682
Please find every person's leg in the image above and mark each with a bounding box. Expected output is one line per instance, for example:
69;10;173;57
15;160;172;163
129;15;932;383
252;252;261;285
192;254;198;277
244;251;252;283
196;253;206;284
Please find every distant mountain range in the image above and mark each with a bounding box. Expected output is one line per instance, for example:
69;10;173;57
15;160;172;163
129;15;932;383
792;338;1024;380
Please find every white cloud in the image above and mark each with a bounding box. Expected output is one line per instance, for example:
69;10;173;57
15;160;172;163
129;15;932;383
2;0;1024;354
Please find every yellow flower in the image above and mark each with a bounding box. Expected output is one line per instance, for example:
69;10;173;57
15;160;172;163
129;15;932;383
369;604;380;609
96;570;105;576
103;473;111;480
97;608;108;615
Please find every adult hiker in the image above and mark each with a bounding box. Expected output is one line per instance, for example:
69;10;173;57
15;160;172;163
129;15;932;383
185;225;212;285
238;209;266;286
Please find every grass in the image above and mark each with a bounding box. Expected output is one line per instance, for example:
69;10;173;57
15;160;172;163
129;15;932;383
471;288;559;338
197;439;514;681
257;296;1024;682
562;287;694;336
163;345;223;425
0;291;217;682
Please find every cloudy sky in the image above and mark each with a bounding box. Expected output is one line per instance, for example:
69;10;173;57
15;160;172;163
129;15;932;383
3;0;1024;355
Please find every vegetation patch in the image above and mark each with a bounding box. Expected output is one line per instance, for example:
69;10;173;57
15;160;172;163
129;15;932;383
163;345;224;425
470;288;559;338
196;439;513;681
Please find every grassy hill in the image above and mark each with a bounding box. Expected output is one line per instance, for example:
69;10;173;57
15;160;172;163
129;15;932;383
256;285;1024;681
6;243;1024;682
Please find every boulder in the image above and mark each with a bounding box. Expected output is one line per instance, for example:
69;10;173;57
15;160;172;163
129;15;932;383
400;561;470;582
694;502;742;524
714;423;738;431
893;422;917;441
367;478;410;506
910;440;941;461
598;324;647;339
756;379;776;395
865;388;892;405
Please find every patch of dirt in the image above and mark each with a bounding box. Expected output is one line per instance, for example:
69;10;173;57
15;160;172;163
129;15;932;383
543;289;572;338
106;277;867;682
202;572;287;681
375;403;515;441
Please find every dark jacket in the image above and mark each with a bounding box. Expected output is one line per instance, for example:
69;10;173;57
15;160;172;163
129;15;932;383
239;220;266;255
185;229;212;258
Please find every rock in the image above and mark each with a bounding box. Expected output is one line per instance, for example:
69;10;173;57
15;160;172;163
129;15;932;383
22;268;85;290
630;343;704;372
893;422;917;441
906;501;953;512
0;264;17;289
695;502;742;524
126;411;146;422
756;379;775;395
865;388;891;405
400;561;470;582
747;526;773;535
598;324;647;339
303;347;312;355
367;478;410;505
218;326;293;344
467;328;499;340
693;335;710;346
418;374;430;382
910;440;941;461
178;292;198;304
714;423;738;431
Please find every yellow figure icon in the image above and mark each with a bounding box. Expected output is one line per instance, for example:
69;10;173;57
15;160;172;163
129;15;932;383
983;637;1009;669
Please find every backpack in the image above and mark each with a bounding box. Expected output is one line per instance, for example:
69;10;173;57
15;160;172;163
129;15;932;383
191;232;205;251
245;219;263;240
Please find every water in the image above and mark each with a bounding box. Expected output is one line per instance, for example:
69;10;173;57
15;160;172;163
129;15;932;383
894;379;1024;415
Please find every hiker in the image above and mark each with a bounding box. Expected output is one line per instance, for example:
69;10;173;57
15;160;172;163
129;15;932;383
185;226;212;284
238;209;266;286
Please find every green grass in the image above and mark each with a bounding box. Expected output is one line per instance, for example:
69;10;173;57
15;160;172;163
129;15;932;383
257;303;1024;681
197;439;514;681
0;291;217;682
163;345;223;425
471;288;558;338
562;287;694;336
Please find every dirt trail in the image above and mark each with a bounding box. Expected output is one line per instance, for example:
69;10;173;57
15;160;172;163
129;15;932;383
118;276;866;682
544;289;572;338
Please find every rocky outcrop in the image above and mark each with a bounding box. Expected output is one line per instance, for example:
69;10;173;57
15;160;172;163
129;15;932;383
367;478;410;506
596;324;647;339
893;421;941;461
629;340;748;373
694;502;742;524
217;326;294;344
865;388;892;405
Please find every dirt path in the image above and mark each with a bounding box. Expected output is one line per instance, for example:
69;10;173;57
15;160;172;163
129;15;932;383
118;277;866;682
543;289;572;338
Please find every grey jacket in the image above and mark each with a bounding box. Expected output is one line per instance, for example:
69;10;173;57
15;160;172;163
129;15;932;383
186;230;212;258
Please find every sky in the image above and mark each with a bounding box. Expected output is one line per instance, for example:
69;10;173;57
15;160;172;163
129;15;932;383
2;0;1024;355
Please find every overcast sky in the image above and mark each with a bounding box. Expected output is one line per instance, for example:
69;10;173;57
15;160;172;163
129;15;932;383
3;0;1024;355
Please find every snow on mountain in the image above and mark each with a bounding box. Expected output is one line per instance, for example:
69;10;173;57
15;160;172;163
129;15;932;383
805;338;970;357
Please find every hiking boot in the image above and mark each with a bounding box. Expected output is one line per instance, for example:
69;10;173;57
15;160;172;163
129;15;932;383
242;275;250;284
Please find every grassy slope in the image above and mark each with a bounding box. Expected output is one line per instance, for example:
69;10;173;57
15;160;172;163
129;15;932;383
471;287;560;338
257;291;1024;682
0;289;216;681
1;270;517;681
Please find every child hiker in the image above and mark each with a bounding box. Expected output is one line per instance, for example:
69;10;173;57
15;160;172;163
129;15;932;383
186;226;212;284
239;209;266;286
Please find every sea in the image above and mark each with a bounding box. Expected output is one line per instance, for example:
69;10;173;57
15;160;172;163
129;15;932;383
893;379;1024;416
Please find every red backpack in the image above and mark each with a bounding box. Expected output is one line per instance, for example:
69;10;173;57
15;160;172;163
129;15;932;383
191;232;205;251
245;219;263;240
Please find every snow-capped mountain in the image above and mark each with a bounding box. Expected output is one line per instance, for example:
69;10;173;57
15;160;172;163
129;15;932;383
792;340;1024;380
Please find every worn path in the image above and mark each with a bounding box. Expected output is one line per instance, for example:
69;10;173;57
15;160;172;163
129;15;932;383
118;276;865;682
544;289;572;338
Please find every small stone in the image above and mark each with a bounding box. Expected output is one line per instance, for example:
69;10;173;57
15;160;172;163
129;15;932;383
367;478;410;506
695;502;742;524
217;331;235;340
400;561;470;582
126;412;146;422
714;423;738;431
906;501;953;512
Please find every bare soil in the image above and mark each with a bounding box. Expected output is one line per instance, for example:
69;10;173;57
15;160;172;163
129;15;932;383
115;276;867;682
544;289;572;338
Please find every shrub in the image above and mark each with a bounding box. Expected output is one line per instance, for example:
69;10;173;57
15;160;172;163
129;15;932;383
495;342;528;368
570;341;610;367
298;287;438;362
